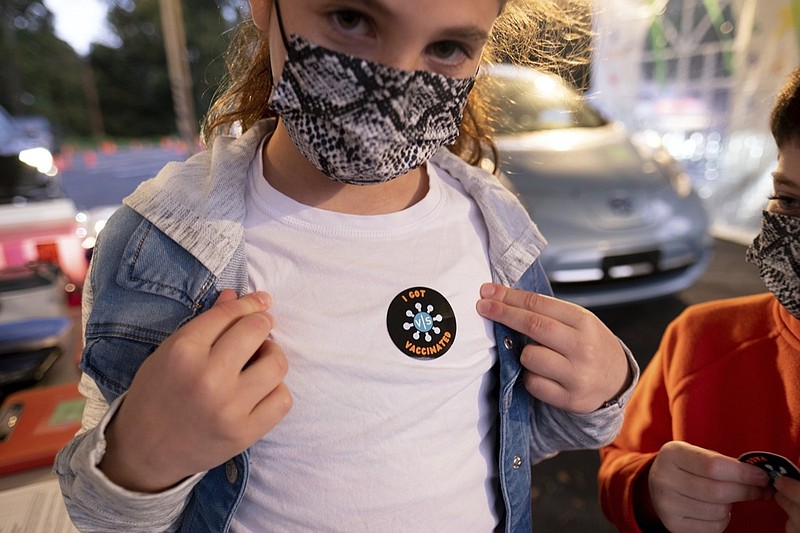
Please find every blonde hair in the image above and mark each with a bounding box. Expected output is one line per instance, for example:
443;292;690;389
201;0;592;171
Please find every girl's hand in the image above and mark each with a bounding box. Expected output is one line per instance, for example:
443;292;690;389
100;289;292;492
775;476;800;533
476;283;629;413
646;441;770;532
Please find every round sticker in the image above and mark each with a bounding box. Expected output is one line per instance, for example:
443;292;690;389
386;287;457;360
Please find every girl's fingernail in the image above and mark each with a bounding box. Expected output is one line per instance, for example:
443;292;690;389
480;283;496;298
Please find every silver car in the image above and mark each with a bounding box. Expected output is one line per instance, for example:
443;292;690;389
484;64;713;308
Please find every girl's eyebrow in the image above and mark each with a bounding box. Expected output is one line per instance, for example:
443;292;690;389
438;27;490;44
334;0;490;43
344;0;392;16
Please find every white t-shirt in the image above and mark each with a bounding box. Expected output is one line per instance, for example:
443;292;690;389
233;150;499;532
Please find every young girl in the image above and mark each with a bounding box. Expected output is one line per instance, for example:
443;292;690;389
57;1;637;531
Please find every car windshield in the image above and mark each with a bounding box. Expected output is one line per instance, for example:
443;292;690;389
0;108;16;145
487;73;607;135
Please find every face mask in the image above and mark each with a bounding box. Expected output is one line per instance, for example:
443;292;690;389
746;210;800;319
267;1;476;185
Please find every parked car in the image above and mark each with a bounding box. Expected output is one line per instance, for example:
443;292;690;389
484;64;713;308
0;106;86;290
0;263;73;393
13;115;60;155
0;262;69;324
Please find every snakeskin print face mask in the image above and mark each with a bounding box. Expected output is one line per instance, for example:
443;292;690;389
746;210;800;319
267;1;476;185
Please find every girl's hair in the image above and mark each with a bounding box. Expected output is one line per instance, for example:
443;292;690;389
770;67;800;149
201;0;592;171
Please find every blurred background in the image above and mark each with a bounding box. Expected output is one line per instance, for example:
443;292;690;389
1;0;796;239
591;0;799;244
1;0;797;232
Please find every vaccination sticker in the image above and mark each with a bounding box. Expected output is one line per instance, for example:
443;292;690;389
386;287;456;360
739;451;800;487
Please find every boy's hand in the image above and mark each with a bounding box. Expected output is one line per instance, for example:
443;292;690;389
775;476;800;532
476;283;630;413
647;441;770;532
100;289;292;492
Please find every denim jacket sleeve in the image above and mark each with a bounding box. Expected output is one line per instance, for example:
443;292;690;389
498;261;638;533
520;261;639;461
54;205;220;532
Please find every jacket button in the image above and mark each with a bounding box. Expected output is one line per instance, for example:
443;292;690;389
225;460;238;484
503;337;514;350
512;455;522;470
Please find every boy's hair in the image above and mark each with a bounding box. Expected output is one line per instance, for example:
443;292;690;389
200;0;592;171
770;67;800;148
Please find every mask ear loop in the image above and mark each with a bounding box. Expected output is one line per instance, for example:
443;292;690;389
267;0;292;90
272;0;292;56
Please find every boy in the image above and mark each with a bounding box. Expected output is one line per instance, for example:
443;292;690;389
598;67;800;533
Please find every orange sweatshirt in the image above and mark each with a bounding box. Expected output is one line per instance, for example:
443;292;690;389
598;293;800;532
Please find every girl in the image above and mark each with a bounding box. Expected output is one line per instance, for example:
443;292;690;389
57;1;637;531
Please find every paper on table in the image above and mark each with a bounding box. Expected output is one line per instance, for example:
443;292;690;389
0;477;78;533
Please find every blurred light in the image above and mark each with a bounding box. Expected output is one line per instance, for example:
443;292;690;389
550;268;604;283
638;130;663;149
82;236;97;250
609;262;654;279
533;75;559;95
641;161;658;174
94;220;107;234
661;151;693;197
18;147;54;174
75;212;88;223
698;186;713;199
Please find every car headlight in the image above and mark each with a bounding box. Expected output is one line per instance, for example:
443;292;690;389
18;147;56;175
631;133;694;198
653;146;693;198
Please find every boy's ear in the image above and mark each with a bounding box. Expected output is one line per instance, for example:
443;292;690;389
249;0;271;32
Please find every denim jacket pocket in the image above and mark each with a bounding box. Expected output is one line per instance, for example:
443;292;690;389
116;216;216;309
82;207;218;403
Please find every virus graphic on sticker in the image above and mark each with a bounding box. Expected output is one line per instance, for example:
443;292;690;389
386;287;457;360
404;302;443;342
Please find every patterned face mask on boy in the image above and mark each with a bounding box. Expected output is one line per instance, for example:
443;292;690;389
267;1;476;185
746;210;800;319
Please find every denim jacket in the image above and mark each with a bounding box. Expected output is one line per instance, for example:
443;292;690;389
55;120;637;532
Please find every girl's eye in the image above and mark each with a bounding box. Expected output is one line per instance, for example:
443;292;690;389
332;10;368;32
428;41;470;63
